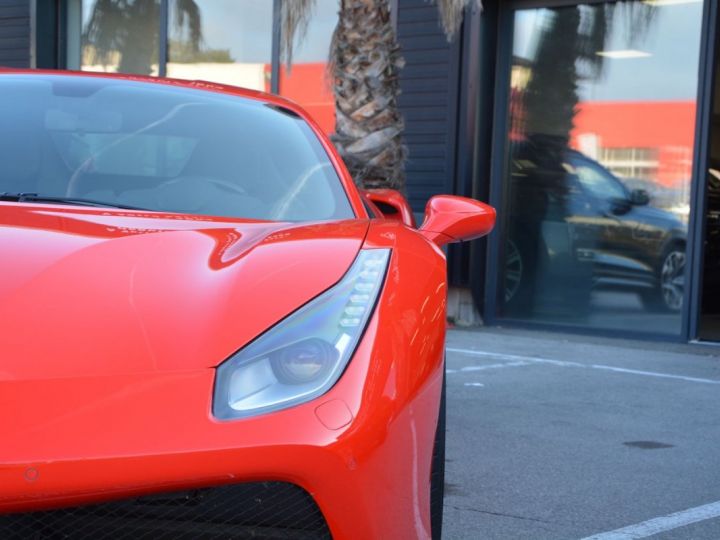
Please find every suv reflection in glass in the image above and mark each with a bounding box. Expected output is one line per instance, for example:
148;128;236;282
504;140;687;317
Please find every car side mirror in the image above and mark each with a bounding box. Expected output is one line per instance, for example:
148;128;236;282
609;197;632;215
363;189;416;228
419;195;496;247
630;189;650;206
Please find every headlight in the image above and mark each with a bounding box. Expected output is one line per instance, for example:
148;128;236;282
213;249;390;420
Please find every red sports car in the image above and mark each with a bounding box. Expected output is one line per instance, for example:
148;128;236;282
0;70;495;539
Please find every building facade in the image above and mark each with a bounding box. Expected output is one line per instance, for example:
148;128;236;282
2;0;719;344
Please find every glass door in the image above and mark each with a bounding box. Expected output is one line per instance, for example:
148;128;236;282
494;0;705;337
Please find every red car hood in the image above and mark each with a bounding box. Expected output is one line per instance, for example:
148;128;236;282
0;203;368;379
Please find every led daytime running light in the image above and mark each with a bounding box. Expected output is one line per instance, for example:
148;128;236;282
213;249;390;420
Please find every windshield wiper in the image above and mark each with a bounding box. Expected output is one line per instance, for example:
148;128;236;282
0;193;148;211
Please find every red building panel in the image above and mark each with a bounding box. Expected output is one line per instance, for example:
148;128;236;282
571;101;696;187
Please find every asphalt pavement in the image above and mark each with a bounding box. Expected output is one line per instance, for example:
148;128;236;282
443;327;720;539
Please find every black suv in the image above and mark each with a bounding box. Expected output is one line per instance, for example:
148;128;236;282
504;141;687;316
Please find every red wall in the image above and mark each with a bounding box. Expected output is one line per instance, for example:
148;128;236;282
275;63;335;135
570;101;696;186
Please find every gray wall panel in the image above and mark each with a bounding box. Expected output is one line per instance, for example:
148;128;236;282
0;0;29;68
397;1;461;212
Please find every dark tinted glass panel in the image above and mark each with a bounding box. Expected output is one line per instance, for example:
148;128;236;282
500;1;703;335
167;0;273;91
699;28;720;340
0;76;353;222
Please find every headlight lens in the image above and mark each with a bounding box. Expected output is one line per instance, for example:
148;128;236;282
213;249;390;420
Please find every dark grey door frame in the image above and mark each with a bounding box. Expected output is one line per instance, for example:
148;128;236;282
687;0;719;341
158;0;168;77
482;0;719;342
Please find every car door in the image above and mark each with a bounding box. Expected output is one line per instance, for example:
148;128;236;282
564;153;656;285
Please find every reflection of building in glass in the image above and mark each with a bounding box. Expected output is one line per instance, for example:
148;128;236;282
571;102;696;187
166;0;272;91
509;60;532;141
597;147;659;180
500;0;702;337
65;0;336;134
167;62;270;93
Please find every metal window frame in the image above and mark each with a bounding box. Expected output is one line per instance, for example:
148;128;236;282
443;8;466;284
158;0;168;77
29;0;37;68
271;0;282;94
465;0;500;312
451;0;497;291
31;0;63;69
480;0;719;343
57;0;68;69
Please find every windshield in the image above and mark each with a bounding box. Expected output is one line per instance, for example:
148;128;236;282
0;75;354;221
565;153;628;202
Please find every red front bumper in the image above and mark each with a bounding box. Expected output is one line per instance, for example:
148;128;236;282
0;315;445;539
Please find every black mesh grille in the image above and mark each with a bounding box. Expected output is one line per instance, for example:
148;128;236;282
0;481;332;539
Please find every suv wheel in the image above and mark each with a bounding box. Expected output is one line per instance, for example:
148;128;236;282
505;238;523;303
641;245;685;312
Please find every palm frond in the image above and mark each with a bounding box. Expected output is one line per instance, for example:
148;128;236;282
174;0;202;52
281;0;317;68
435;0;482;41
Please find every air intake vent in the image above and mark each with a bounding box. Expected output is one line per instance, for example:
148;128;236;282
0;481;332;539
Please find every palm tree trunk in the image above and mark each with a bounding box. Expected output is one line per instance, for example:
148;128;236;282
329;0;406;191
284;0;481;191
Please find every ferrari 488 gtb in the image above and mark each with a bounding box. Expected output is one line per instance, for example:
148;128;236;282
0;70;494;539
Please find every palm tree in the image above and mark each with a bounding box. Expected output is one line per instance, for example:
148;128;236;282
522;3;656;144
282;0;480;191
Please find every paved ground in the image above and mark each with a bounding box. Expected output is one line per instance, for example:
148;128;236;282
443;328;720;539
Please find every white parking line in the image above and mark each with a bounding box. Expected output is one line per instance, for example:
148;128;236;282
446;348;583;367
464;382;485;387
446;347;720;385
460;361;529;371
580;500;720;539
589;364;720;384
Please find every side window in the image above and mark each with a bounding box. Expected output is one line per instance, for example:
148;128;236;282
566;158;627;201
361;196;383;219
